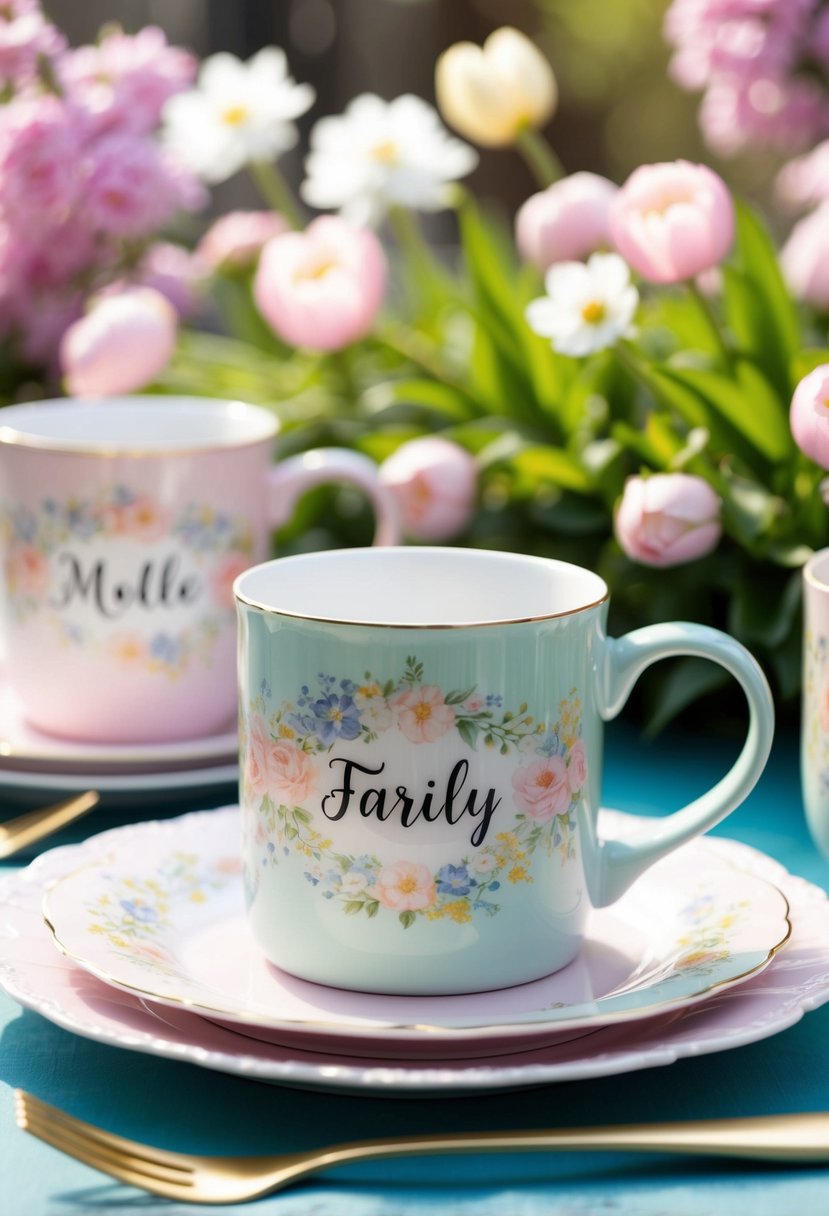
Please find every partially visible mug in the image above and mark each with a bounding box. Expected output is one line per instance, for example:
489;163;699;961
0;397;398;743
236;546;774;996
802;549;829;856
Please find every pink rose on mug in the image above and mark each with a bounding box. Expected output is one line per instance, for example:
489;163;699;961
512;755;572;822
567;738;588;792
392;685;456;743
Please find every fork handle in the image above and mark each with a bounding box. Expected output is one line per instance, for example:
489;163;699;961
293;1113;829;1176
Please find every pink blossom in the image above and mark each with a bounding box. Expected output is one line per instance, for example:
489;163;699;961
512;756;572;822
392;685;456;744
375;860;435;912
700;75;826;157
253;216;386;351
781;204;829;310
83;134;200;239
615;473;723;568
379;437;477;542
566;738;588;793
0;10;65;91
58;25;197;137
0;94;86;223
516;173;618;270
60;288;178;398
5;544;48;597
790;364;829;469
609;161;735;284
197;210;290;271
245;715;318;805
777;140;829;211
102;495;172;544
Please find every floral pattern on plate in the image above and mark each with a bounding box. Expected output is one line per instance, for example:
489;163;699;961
42;806;791;1047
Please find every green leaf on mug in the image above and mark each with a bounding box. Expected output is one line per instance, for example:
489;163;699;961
457;718;480;750
399;911;416;929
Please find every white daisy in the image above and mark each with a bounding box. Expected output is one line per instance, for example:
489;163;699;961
525;252;639;357
162;47;315;184
301;93;478;226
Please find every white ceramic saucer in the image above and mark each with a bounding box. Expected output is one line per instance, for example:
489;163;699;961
0;825;826;1094
0;671;238;771
42;807;790;1059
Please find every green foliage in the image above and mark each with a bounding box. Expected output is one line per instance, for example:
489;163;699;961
162;197;829;730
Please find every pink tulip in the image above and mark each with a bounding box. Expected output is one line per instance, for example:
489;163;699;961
790;364;829;469
60;287;177;397
197;210;290;271
615;473;722;568
253;216;386;352
609;160;735;284
516;172;618;270
781;204;829;312
379;436;477;542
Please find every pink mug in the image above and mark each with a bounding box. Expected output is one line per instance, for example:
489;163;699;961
0;396;399;743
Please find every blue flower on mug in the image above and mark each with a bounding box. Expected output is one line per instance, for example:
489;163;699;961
437;863;472;896
118;899;158;923
310;692;361;744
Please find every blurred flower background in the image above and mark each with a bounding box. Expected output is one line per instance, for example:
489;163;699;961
9;0;829;732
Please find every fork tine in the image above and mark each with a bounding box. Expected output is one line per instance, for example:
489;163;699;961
16;1089;198;1191
16;1091;194;1174
17;1112;195;1200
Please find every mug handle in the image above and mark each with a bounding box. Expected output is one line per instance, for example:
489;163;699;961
267;449;401;546
586;621;775;908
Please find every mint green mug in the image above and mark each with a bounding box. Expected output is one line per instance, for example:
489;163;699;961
235;547;774;995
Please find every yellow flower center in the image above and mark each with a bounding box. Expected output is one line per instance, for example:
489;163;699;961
536;769;555;788
581;299;606;325
398;875;419;894
371;139;399;164
296;258;338;283
413;702;433;722
222;104;249;126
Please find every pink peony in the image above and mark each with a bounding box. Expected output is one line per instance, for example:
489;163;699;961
198;210;290;271
516;172;618;271
245;715;318;806
392;685;456;744
83;134;200;239
790;364;829;469
566;738;588;793
375;860;435;912
379;437;477;542
781;204;829;311
615;473;723;568
0;94;86;223
609;160;735;284
512;756;572;822
0;9;66;91
60;288;178;397
254;216;386;352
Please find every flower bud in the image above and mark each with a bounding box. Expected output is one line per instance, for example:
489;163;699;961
516;172;617;270
609;160;735;284
791;364;829;469
615;473;722;568
379;436;477;542
781;204;829;312
60;288;177;397
197;210;290;271
435;27;557;148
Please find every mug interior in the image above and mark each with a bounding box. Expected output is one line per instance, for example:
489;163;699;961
0;397;278;453
235;547;608;627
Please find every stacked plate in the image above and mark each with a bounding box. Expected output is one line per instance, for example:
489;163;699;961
0;677;239;805
3;804;829;1095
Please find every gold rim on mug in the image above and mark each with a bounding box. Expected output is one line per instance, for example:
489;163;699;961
233;549;610;630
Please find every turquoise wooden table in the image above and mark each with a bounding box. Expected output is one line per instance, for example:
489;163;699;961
2;723;829;1215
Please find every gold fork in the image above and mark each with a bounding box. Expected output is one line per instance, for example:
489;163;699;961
0;791;99;859
15;1091;829;1205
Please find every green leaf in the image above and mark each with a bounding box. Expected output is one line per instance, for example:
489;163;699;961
723;200;801;397
363;376;481;422
792;348;829;382
292;807;312;824
478;434;592;493
728;569;802;647
365;900;380;919
658;360;791;462
399;910;417;929
457;718;480;750
445;686;477;705
344;900;365;916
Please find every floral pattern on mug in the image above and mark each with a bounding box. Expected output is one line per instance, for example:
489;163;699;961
2;485;254;677
804;631;829;795
83;849;242;974
241;659;587;928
